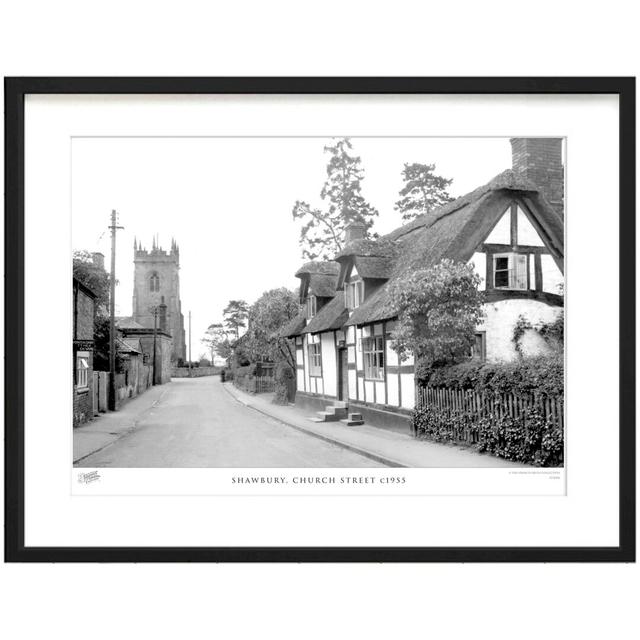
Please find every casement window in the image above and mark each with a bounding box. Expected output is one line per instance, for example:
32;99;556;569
149;272;160;292
306;295;317;319
363;336;385;380
493;253;527;290
308;342;322;376
344;279;364;310
76;351;90;389
470;332;486;362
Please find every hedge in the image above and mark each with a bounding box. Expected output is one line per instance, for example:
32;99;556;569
416;354;564;398
412;404;563;467
412;355;564;466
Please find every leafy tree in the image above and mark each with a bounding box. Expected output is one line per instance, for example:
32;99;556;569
395;162;454;222
244;288;299;371
292;138;378;260
222;300;249;338
387;259;485;367
201;323;233;364
73;250;117;371
73;250;110;312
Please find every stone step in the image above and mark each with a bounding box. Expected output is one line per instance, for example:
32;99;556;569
314;410;341;422
332;401;348;409
324;406;348;417
340;416;364;426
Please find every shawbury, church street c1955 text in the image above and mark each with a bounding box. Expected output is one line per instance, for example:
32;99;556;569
231;475;407;485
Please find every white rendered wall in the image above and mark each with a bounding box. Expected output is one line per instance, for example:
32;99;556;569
400;373;415;409
485;208;510;243
295;338;305;391
479;299;563;362
355;327;364;400
302;334;310;393
470;252;487;290
517;206;545;246
541;254;564;294
385;334;400;407
320;332;337;397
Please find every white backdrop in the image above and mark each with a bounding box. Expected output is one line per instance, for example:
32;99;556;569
1;2;638;640
24;93;615;547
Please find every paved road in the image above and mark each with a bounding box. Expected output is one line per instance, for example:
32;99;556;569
76;377;383;468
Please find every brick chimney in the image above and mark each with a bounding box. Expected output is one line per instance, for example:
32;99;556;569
344;220;367;244
91;252;105;271
510;138;564;217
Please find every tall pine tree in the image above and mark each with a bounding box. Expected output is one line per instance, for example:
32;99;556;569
395;162;454;222
292;138;378;260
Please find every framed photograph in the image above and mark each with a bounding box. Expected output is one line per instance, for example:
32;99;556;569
4;77;635;562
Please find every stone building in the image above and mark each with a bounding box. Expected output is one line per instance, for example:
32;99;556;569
73;277;97;427
131;237;186;363
117;317;174;386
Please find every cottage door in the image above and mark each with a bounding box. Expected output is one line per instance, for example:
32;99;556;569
338;348;349;401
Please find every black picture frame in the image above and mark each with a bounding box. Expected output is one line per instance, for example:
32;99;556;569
4;77;635;563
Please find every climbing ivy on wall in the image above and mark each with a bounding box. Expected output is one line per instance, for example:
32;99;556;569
512;312;564;358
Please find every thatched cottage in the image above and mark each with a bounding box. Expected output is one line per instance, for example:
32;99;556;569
282;138;565;431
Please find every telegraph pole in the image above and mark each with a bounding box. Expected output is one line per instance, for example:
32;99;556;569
188;310;192;377
152;306;158;385
108;210;124;411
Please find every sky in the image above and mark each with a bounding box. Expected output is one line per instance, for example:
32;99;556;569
71;136;512;360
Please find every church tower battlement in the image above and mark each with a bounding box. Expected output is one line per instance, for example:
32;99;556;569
132;235;186;362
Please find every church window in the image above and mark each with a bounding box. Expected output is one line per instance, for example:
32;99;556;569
149;273;160;292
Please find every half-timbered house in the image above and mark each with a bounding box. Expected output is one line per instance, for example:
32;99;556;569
284;138;565;431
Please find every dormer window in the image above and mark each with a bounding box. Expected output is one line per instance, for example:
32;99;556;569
345;280;364;310
493;253;527;290
306;295;317;319
149;272;160;292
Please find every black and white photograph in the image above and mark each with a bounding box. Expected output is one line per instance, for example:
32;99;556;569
7;78;632;564
72;135;565;471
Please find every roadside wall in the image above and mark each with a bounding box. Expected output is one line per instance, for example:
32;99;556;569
171;366;221;378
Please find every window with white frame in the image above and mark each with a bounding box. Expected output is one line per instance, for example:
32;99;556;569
493;253;527;290
306;295;317;319
363;336;385;380
308;342;322;376
76;351;90;389
344;279;364;310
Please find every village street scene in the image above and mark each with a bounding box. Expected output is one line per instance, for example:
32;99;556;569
73;136;564;468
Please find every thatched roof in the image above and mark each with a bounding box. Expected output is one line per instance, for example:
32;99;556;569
303;296;349;335
280;312;307;338
295;260;340;301
309;273;338;297
353;256;395;280
345;170;563;326
287;169;563;331
295;261;340;277
335;237;398;260
385;170;540;242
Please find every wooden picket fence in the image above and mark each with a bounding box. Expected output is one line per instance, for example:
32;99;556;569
234;376;275;395
415;386;564;444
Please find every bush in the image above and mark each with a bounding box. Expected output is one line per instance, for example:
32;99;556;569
416;354;564;398
412;404;563;467
273;361;295;405
234;363;257;381
412;355;564;466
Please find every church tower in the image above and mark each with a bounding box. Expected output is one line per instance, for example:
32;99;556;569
132;236;186;362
